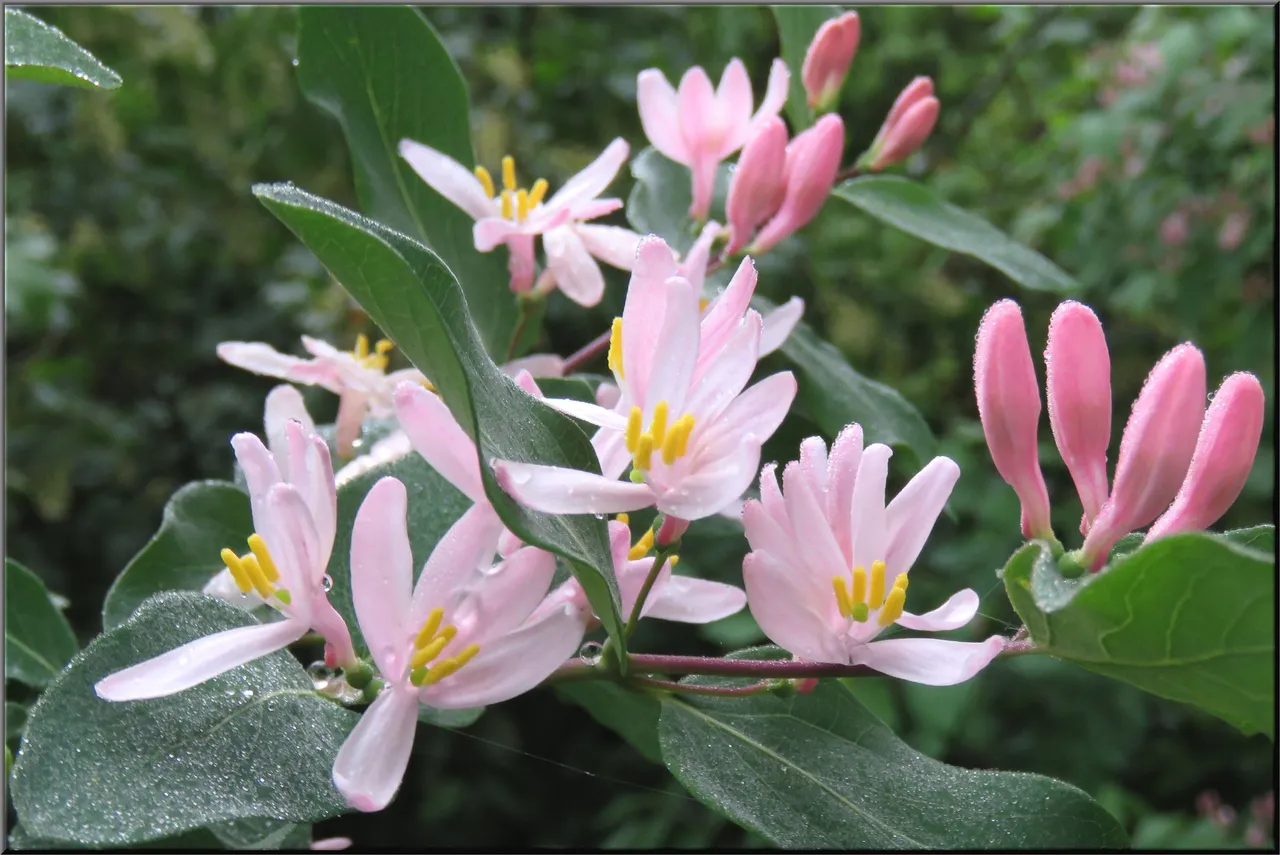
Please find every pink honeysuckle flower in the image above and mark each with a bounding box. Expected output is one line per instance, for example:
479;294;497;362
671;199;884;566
1145;372;1265;542
726;117;790;253
974;300;1053;540
802;12;861;112
749;114;845;254
531;223;646;304
1078;343;1205;569
638;58;790;220
332;477;587;812
1045;301;1112;534
96;422;356;702
493;237;797;522
398;138;630;306
741;428;1004;683
858;76;940;172
217;334;424;459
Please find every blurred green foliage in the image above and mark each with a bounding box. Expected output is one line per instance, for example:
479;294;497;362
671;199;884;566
5;5;1273;848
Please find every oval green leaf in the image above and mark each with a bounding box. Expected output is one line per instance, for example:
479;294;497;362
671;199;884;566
4;8;121;90
5;558;78;688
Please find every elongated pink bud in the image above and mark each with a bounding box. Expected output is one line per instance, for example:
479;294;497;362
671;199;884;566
861;77;939;171
749;114;844;254
656;515;690;547
974;300;1053;540
1146;372;1264;541
1081;343;1206;567
726;117;789;253
1045;301;1112;534
802;12;861;112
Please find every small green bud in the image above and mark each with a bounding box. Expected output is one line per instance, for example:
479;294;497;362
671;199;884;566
1058;551;1088;579
344;660;374;690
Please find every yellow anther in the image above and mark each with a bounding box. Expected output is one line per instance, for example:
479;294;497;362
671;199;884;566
832;577;854;618
409;634;451;670
246;533;280;582
669;555;680;566
420;644;481;687
650;401;669;448
699;297;710;311
894;573;909;591
354;334;370;359
878;587;906;627
501;156;516;191
500;190;514;220
528;178;549;208
661;427;681;466
375;339;394;355
625;405;642;453
221;548;253;593
474;165;495;199
240;554;274;599
667;414;695;460
851;566;867;604
607;317;625;378
868;560;886;609
615;513;630;524
516;188;530;222
634;433;655;471
415;607;445;648
628;528;655;561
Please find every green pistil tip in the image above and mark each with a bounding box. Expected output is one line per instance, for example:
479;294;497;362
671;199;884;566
409;667;428;687
273;589;291;605
629;469;645;483
850;602;870;622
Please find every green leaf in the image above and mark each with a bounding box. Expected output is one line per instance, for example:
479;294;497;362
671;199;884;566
626;148;730;255
6;818;309;852
252;183;624;649
834;176;1078;293
4;8;121;90
7;823;225;851
10;592;356;845
102;481;253;630
5;558;78;688
6;702;28;743
771;5;843;130
296;6;515;355
777;320;935;466
1001;530;1275;738
1223;523;1274;554
556;681;663;765
658;673;1126;848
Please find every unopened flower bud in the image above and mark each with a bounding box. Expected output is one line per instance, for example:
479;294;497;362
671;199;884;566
974;300;1053;540
726;117;789;253
802;12;861;112
1081;344;1206;568
749;114;844;254
1145;372;1264;542
860;77;939;171
656;515;690;548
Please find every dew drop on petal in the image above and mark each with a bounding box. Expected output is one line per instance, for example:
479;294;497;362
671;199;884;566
321;574;334;592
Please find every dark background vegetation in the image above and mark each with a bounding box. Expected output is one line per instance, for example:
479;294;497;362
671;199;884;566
5;5;1274;848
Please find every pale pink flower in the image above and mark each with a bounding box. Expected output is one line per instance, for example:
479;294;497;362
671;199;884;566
749;114;845;254
1146;372;1264;541
742;428;1004;683
638;58;790;220
493;237;797;522
1218;210;1250;251
96;422;356;701
802;12;861;112
1159;210;1189;247
859;77;940;171
332;477;587;811
398;138;630;306
309;838;352;852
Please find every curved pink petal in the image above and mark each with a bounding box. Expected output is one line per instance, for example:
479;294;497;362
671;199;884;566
825;423;864;563
684;313;761;423
217;342;311;383
749;58;791;133
853;635;1004;686
697;256;758;367
743;550;833;662
231;432;283;525
715;58;755;142
95;617;306;701
495;460;654;515
332;684;420;812
542;397;628;430
409;502;505;629
334;389;369;460
759;462;791;536
593;426;632;481
882;456;959;583
781;459;847;584
798;436;830;500
645;575;747;623
894;588;980;632
398;139;496;222
393;382;484;503
759;297;804;356
695;371;796;453
637;69;689;164
621;237;681;396
848;444;891;571
564;198;624;223
350;477;415;677
644;277;701;416
574;224;644;271
474;217;523;253
470;545;559;643
679;221;724;292
543;138;629;215
543;225;606;307
502;354;565;379
285;421;337;563
742;498;795;561
262;483;325;607
264;385;314;465
654;439;762;521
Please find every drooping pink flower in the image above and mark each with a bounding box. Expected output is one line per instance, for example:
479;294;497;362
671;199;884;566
749;114;845;254
332;477;587;812
96;422;356;701
398;138;630;306
1146;372;1265;541
638;58;790;220
802;12;861;112
493;237;797;522
742;428;1004;683
974;300;1053;540
859;76;940;171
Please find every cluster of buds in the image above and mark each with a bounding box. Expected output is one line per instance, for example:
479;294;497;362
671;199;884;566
975;299;1264;572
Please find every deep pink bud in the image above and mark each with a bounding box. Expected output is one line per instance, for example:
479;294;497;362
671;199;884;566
862;77;939;171
802;12;861;112
1045;301;1112;534
726;117;789;253
974;300;1053;540
656;515;690;547
1081;344;1206;567
1145;372;1265;541
749;114;844;253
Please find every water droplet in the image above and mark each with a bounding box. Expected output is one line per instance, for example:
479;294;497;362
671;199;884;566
291;57;300;67
351;438;364;449
593;513;605;520
321;574;334;592
241;689;255;699
578;641;604;663
306;661;335;689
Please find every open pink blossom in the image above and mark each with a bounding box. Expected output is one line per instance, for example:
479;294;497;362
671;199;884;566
493;237;797;522
742;428;1004;684
217;334;423;458
398;138;630;306
96;422;356;701
638;58;790;219
332;477;587;812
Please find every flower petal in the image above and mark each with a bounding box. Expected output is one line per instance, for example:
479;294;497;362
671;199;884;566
621;237;681;398
393;381;484;503
502;354;565;379
715;58;755;143
644;575;747;623
743;551;833;662
95;618;306;701
286;421;337;566
895;588;980;632
759;296;804;356
742;498;794;561
398;139;496;222
231;432;283;529
351;477;415;677
781;459;847;584
750;58;791;130
410;502;505;629
853;635;1004;686
848;443;891;571
695;370;796;453
218;342;312;384
543;138;629;215
654;439;762;520
332;684;420;812
470;545;559;643
643;276;702;417
264;385;314;466
542;397;628;430
263;482;324;599
825;423;864;565
683;312;761;423
543;225;605;307
495;461;654;515
882;456;959;583
637;69;689;163
698;257;758;364
474;217;523;253
593;424;632;482
574;224;644;271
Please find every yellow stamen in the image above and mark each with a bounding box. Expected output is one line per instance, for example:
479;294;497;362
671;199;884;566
878;587;906;627
375;339;394;355
672;415;695;458
851;566;867;604
474;166;495;199
661;426;682;466
669;555;680;566
832;576;853;618
246;533;280;582
415;607;444;648
698;297;710;311
528;178;548;207
409;634;451;670
625;405;642;453
517;188;530;222
354;334;369;360
634;434;654;471
628;529;655;561
420;644;481;687
615;513;630;524
501;156;516;191
894;573;909;591
221;548;253;593
607;317;625;378
240;554;273;599
500;190;514;220
868;560;886;609
650;401;669;448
